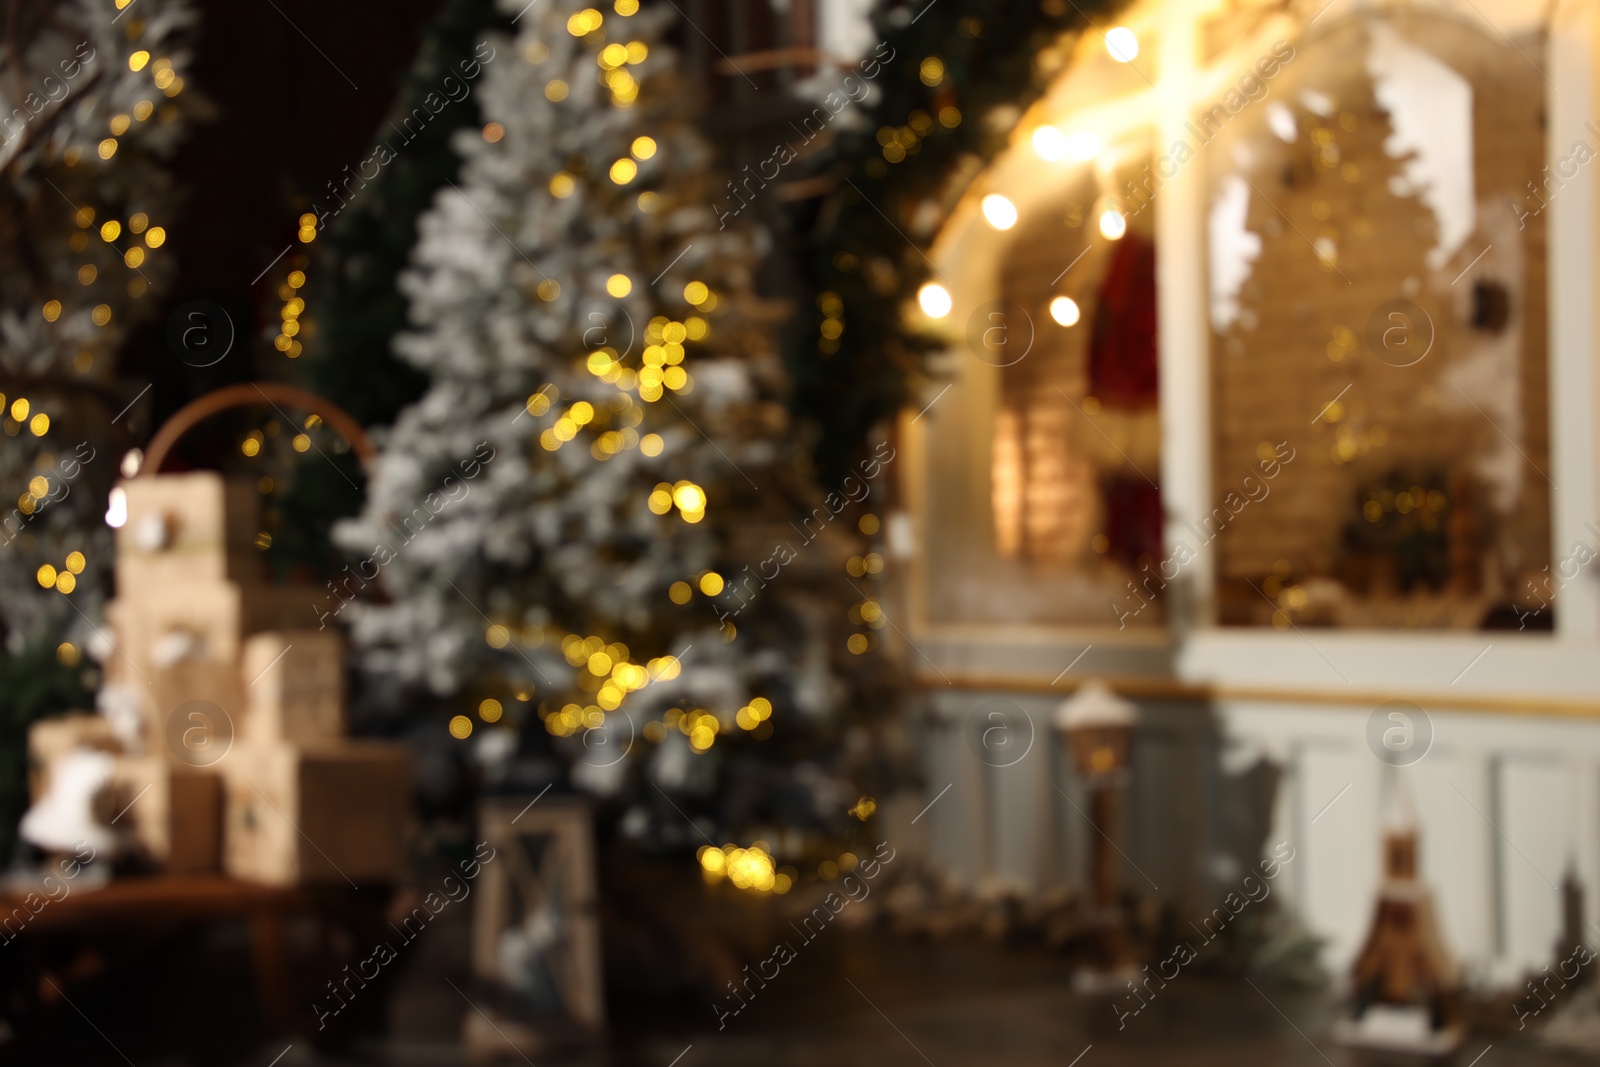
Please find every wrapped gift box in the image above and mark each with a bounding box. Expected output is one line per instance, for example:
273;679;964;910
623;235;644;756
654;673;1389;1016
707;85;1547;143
222;741;410;886
102;756;222;873
114;473;261;592
241;631;345;745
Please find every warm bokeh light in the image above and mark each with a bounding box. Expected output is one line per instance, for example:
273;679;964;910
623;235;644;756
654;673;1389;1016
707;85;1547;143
1100;208;1128;240
1032;125;1066;161
1105;26;1139;63
673;483;706;513
1063;130;1104;163
1050;296;1082;326
917;282;952;319
981;194;1019;231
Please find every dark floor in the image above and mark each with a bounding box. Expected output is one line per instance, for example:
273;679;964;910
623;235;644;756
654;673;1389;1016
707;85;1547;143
14;902;1591;1067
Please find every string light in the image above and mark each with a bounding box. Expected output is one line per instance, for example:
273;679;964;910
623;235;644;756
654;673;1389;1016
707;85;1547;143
567;8;603;35
1033;126;1067;161
1105;27;1139;63
699;843;779;892
917;282;952;319
273;256;308;357
105;486;128;527
1099;207;1128;240
1064;131;1104;162
981;194;1018;230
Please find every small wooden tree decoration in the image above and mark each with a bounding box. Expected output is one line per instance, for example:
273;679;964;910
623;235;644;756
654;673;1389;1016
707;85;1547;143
1336;768;1463;1053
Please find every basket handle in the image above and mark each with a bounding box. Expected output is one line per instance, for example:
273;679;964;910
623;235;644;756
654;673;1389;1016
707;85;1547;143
139;382;375;476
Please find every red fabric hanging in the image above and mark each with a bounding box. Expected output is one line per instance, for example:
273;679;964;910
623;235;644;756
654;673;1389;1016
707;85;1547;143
1102;475;1163;571
1089;234;1159;407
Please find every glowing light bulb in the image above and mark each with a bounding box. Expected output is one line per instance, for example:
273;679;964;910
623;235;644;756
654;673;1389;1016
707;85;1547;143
1105;27;1139;63
1049;297;1081;326
1099;208;1127;240
105;487;127;528
1063;131;1104;163
981;194;1018;231
673;484;706;512
917;283;952;319
1032;126;1066;162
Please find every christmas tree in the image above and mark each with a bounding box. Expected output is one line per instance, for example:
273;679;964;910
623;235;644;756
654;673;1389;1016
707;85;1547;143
785;0;1117;485
0;0;196;859
0;0;196;647
336;0;897;846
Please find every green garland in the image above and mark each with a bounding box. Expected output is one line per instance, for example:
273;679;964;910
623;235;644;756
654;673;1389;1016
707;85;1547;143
786;0;1125;485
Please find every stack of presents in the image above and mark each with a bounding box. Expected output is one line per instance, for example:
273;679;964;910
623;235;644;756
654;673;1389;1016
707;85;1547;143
24;472;410;886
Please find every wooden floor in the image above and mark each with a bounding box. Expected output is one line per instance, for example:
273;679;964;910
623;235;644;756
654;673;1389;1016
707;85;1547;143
590;937;1591;1067
12;900;1592;1066
380;928;1588;1067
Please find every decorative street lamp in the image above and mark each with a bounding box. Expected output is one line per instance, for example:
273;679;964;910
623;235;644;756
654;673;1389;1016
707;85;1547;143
1055;680;1140;991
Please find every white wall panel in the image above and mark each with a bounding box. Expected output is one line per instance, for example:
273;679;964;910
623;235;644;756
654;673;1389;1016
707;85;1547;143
1412;752;1496;973
1497;756;1570;979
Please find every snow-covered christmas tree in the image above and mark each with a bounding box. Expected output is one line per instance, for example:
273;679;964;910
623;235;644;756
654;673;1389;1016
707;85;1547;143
338;0;900;845
0;0;197;647
0;0;196;860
